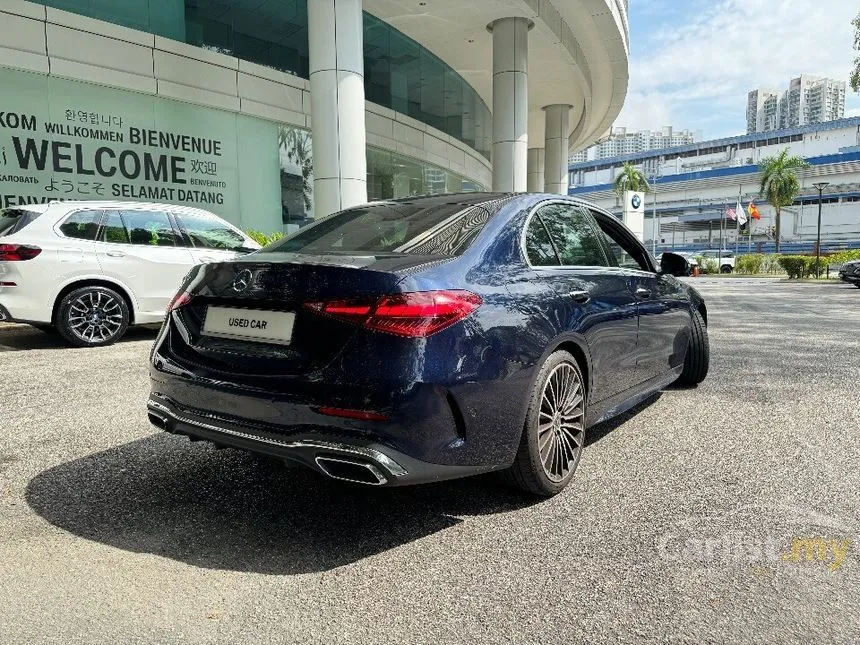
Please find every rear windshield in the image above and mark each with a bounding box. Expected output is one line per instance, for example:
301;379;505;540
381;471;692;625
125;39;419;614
0;208;41;237
263;201;497;256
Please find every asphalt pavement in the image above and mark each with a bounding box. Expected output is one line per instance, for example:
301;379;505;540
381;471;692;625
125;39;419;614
1;279;859;644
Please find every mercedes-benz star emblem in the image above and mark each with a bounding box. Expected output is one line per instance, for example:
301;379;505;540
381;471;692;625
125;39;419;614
631;194;641;209
232;269;253;293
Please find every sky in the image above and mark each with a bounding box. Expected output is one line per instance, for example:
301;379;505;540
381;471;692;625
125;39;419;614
614;0;860;140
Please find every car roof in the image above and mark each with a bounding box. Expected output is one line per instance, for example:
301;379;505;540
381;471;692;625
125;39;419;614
43;200;220;216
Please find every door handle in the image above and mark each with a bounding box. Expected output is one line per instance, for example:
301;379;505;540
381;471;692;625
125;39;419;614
635;287;652;298
568;290;591;304
106;251;126;257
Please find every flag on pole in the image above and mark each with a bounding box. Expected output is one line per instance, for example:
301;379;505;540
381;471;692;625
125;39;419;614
725;206;737;220
736;200;747;226
747;201;761;220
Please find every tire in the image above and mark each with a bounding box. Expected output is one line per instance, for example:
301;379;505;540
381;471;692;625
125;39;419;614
56;285;130;347
504;350;587;497
720;264;732;274
676;310;709;386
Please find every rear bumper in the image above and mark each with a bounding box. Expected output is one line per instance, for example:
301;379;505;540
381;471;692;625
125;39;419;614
0;290;51;323
146;391;499;486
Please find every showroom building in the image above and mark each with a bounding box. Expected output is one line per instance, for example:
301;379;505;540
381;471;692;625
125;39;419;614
0;0;628;232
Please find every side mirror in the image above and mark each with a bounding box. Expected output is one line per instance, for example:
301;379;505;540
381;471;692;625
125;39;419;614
660;252;690;277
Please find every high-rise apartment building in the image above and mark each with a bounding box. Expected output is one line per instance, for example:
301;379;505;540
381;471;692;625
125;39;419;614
748;75;845;133
571;126;698;163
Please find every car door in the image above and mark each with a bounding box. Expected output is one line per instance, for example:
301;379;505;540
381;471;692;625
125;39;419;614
94;209;196;319
54;208;103;277
522;202;640;404
173;210;254;264
591;210;691;384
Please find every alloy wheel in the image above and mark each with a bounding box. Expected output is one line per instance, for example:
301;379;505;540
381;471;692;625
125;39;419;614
67;291;125;344
538;362;585;482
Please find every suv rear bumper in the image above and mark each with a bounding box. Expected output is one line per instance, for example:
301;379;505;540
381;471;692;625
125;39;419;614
146;391;500;487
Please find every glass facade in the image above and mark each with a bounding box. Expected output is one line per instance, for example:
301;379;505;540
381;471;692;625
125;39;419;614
366;147;482;201
39;0;491;159
279;124;482;232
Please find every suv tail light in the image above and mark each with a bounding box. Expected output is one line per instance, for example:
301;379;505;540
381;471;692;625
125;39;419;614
0;244;41;261
305;290;482;338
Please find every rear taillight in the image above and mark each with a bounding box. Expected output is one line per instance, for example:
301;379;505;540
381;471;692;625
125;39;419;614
167;291;195;312
0;244;41;261
305;290;482;338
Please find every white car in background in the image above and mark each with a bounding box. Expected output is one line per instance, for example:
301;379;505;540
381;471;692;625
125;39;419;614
0;201;260;346
697;249;736;273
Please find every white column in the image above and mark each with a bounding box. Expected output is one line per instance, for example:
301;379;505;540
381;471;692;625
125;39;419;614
308;0;367;217
543;104;571;194
489;17;530;192
526;148;544;192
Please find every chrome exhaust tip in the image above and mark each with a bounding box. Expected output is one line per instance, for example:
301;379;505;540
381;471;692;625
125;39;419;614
315;456;388;486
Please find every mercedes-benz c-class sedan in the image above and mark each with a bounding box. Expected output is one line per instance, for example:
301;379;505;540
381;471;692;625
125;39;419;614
147;193;709;496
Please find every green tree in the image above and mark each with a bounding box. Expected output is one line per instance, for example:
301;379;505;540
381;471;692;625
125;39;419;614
851;12;860;92
613;162;651;198
758;149;809;253
278;126;313;213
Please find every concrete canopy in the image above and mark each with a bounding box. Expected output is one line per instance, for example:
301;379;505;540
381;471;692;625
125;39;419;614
362;0;629;154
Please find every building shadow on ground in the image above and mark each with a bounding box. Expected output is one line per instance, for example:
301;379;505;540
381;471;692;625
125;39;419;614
0;325;159;351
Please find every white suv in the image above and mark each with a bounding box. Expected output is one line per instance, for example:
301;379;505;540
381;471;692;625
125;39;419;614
698;250;735;273
0;201;260;346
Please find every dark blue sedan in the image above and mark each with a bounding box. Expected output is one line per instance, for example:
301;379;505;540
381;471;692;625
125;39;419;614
147;193;709;496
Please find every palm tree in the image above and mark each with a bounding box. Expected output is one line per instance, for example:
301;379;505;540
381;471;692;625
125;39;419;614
758;149;809;252
613;162;651;198
278;126;313;213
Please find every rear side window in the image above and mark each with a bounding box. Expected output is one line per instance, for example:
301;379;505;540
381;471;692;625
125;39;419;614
535;204;607;267
0;208;41;237
263;200;497;256
524;215;559;266
122;210;179;247
59;210;102;241
176;213;247;251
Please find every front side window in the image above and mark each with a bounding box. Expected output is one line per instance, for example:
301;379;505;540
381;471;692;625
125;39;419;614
592;211;651;272
58;210;102;241
121;210;179;247
535;204;607;267
176;213;247;251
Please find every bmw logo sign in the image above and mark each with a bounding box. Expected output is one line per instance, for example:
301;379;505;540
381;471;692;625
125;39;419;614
631;194;641;209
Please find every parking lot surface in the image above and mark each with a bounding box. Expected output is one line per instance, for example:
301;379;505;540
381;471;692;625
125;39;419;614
1;280;859;644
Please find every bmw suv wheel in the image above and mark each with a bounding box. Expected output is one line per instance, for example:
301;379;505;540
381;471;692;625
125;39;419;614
56;286;130;347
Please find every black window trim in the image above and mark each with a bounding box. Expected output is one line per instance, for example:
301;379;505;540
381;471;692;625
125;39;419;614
520;198;611;270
